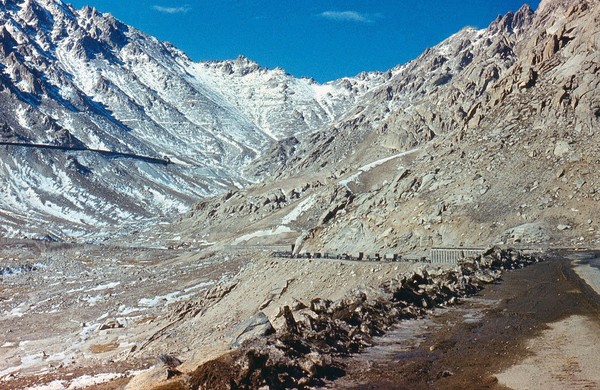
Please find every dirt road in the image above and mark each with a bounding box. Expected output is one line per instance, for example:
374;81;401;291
330;251;600;389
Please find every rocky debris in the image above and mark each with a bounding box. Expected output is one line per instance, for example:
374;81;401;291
136;248;541;389
165;281;239;323
0;262;37;276
318;186;354;225
158;353;183;368
205;282;238;301
98;319;124;331
229;311;275;348
504;223;551;244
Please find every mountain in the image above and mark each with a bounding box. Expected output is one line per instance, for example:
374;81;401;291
0;0;388;240
170;0;599;253
0;0;597;249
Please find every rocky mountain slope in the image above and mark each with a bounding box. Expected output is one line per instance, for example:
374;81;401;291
0;0;388;239
171;0;599;254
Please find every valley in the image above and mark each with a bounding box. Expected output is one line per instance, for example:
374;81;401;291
0;0;598;388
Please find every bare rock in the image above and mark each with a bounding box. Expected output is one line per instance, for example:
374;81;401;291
98;319;124;331
553;140;573;157
229;311;275;347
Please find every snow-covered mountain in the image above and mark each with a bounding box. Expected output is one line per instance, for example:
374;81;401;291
0;0;388;239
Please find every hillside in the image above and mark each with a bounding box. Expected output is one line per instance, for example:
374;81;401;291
171;0;599;255
0;0;387;240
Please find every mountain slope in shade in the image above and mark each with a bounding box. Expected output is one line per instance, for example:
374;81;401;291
0;0;387;239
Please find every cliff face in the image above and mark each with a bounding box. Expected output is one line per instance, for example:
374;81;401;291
171;0;599;254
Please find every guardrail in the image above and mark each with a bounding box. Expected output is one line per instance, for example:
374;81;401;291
429;248;486;264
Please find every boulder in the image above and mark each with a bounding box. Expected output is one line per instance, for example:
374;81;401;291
98;319;124;331
229;311;275;347
553;140;573;157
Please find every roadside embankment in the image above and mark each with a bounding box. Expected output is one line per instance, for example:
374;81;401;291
127;247;541;389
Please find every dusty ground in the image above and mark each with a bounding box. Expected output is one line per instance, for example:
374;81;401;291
326;251;600;389
0;240;246;389
0;239;434;389
2;243;599;389
125;256;435;368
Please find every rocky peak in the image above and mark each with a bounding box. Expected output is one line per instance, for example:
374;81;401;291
18;0;52;28
490;4;534;34
205;55;265;76
77;5;128;49
0;26;18;56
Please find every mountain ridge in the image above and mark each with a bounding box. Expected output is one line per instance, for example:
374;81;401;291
0;0;388;239
167;0;598;254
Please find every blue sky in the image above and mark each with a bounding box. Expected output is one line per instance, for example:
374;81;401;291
68;1;540;82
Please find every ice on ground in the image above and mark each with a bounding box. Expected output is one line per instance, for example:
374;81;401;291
0;352;44;377
281;195;316;225
24;372;125;390
138;291;182;307
67;372;124;389
90;282;120;291
232;226;293;245
6;302;27;317
25;380;66;390
338;148;419;187
118;306;143;315
83;295;103;305
183;281;214;292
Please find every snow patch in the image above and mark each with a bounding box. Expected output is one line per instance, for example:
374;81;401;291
338;148;419;187
281;195;316;225
232;226;293;244
90;282;120;291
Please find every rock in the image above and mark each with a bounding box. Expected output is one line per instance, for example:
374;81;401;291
553;141;573;157
282;305;298;334
310;298;331;314
98;319;124;331
157;354;182;368
557;224;572;231
503;223;550;243
205;282;238;300
299;352;325;377
438;369;454;378
418;173;437;192
229;311;275;347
